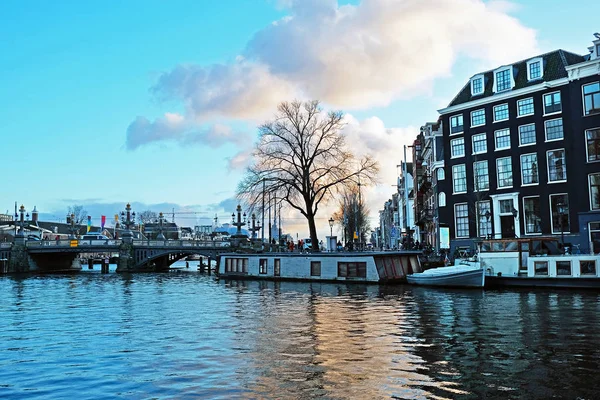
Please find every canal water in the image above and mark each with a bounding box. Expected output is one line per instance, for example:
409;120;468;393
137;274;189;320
1;262;599;399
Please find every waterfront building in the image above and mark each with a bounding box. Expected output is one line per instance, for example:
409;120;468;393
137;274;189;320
436;34;600;254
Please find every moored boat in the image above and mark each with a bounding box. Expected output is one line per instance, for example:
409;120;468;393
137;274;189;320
218;251;422;283
459;237;600;288
406;265;485;288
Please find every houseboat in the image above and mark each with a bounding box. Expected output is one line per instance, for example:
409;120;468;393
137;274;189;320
217;251;422;283
459;237;600;288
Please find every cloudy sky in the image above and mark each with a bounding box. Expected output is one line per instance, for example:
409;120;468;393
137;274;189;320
1;0;597;238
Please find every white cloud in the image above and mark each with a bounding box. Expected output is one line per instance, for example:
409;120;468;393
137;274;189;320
145;0;537;122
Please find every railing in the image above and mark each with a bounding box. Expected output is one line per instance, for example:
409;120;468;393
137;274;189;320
26;239;122;248
21;239;232;249
133;240;231;248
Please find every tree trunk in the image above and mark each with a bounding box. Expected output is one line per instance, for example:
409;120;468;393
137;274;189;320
306;210;319;252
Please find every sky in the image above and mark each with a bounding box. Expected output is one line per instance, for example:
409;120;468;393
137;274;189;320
1;0;598;239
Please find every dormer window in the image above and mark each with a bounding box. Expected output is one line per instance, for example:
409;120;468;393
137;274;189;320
494;67;513;92
527;57;543;81
471;74;484;96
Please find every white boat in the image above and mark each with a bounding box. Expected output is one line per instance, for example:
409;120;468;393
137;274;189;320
406;264;485;288
459;237;600;288
218;251;422;283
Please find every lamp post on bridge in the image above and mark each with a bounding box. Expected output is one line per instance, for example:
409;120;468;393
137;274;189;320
15;205;29;242
231;205;248;247
157;212;166;241
248;213;261;241
119;203;136;243
68;213;77;239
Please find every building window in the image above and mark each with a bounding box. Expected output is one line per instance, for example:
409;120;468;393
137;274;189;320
517;98;534;116
310;261;321;276
455;203;469;238
543;91;562;115
528;60;542;80
471;109;486;127
545;118;564;141
496;68;512;92
439;192;446;207
550;194;570;234
473;161;489;191
493;104;509;122
494;128;511;150
476;201;492;238
471;76;484;96
518;124;536;146
523;196;542;234
337;262;366;278
583;82;600;115
450;114;464;135
450;137;465;158
590;173;600;210
452;164;467;193
437;168;445;181
520;153;538;185
586;128;600;162
472;133;487;154
497;157;513;188
259;259;268;274
274;259;280;276
547;149;566;182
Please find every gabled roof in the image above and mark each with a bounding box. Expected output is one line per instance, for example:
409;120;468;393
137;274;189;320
446;49;586;108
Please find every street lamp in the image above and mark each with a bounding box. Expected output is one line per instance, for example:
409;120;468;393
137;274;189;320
119;203;136;241
157;212;166;240
329;217;334;237
557;201;566;253
484;210;491;239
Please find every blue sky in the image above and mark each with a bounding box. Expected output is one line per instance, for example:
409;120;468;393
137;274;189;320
1;0;598;236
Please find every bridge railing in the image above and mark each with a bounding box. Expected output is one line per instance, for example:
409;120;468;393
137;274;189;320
26;239;122;248
133;239;231;248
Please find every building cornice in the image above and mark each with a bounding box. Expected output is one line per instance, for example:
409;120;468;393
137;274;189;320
566;58;600;81
438;78;569;115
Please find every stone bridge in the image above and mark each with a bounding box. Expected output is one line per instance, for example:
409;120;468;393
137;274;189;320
0;239;233;273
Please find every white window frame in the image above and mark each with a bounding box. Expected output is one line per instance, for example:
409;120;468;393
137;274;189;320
585;127;600;163
550;194;570;234
518;123;536;147
543;91;562;116
472;133;487;155
473;160;489;192
496;157;513;189
450;137;465;159
450;114;464;135
517;97;534;117
583;81;600;116
544;117;564;142
452;164;467;194
476;201;492;238
523;196;542;235
438;192;446;207
454;203;469;238
470;74;484;96
494;128;511;151
589;173;600;211
493;103;509;123
526;57;543;81
436;168;445;181
547;148;567;183
493;66;514;93
470;109;486;128
520;153;539;186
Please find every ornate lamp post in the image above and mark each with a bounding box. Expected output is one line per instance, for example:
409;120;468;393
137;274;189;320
68;213;77;239
231;205;248;247
329;217;334;237
248;213;261;240
16;205;28;238
157;212;166;240
119;203;136;242
557;201;566;253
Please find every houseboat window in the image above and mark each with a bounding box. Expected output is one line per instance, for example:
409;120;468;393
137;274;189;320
311;261;321;276
505;241;518;251
274;259;280;276
580;260;596;275
259;258;268;274
556;261;572;276
492;242;504;251
521;242;530;251
534;261;548;275
226;258;248;273
338;262;366;278
480;242;492;252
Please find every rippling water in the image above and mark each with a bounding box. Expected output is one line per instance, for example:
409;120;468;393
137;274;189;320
1;262;599;399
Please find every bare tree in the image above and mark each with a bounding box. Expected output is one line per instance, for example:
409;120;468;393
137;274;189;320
67;205;88;225
139;210;158;224
332;187;371;248
238;100;379;251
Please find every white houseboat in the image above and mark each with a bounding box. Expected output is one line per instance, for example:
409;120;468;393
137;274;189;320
218;251;422;283
460;237;600;288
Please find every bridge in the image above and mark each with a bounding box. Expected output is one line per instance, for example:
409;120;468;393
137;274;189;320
0;238;235;273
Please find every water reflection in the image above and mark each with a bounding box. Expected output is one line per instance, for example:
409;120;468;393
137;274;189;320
1;271;599;399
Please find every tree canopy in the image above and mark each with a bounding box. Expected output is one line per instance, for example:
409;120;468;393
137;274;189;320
237;100;379;250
